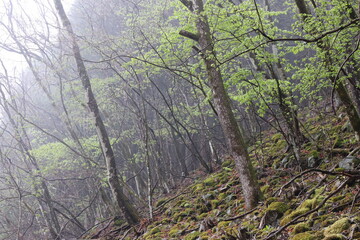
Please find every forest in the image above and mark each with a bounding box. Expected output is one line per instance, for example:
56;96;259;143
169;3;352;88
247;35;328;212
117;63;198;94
0;0;359;239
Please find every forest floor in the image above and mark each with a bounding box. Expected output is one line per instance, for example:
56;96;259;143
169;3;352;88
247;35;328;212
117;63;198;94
84;110;360;240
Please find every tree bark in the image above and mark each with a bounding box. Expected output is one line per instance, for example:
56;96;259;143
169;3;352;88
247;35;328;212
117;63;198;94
53;0;140;225
181;0;262;209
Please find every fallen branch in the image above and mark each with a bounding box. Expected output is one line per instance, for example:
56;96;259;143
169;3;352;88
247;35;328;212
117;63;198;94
273;168;360;197
222;207;259;222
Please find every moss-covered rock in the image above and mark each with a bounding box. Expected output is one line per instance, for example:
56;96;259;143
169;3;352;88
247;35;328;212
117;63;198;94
291;232;317;240
149;227;161;234
168;226;180;238
293;222;311;234
324;218;351;236
267;202;289;214
322;234;346;240
184;231;201;240
280;207;310;226
193;183;205;193
203;176;217;187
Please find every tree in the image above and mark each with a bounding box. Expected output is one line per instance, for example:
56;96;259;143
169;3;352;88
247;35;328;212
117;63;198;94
53;0;140;225
179;0;262;209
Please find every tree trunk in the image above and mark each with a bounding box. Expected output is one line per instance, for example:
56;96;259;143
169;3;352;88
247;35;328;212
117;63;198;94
180;0;262;209
294;0;360;140
0;89;61;239
53;0;140;225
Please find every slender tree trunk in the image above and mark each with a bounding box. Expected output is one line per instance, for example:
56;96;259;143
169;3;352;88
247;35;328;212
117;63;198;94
0;88;61;239
53;0;140;225
294;0;360;140
180;0;262;209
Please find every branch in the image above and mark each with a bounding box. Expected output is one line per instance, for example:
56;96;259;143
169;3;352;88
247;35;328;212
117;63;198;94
273;168;360;197
179;0;194;11
256;18;360;43
222;207;259;222
179;30;199;42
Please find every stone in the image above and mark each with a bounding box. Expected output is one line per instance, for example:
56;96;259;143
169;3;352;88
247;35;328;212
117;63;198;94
338;156;360;170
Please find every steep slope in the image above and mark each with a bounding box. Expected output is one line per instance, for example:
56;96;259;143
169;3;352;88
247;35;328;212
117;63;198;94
84;112;360;240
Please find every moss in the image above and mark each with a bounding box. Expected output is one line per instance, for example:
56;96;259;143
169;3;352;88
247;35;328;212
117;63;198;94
218;193;227;200
329;195;345;202
184;231;201;240
291;232;317;240
221;159;233;168
352;232;360;239
324;218;351;236
261;185;270;194
155;198;167;207
313;187;325;196
202;192;216;200
293;222;310;234
149;227;161;234
169;228;180;238
114;219;125;226
333;137;343;148
217;221;231;229
310;150;319;158
222;167;232;172
160;218;171;224
265;197;278;205
300;198;320;210
195;203;209;214
210;200;220;209
199;232;210;240
197;213;208;220
322;234;346;240
193;183;204;193
267;202;289;214
280;207;310;226
203;176;216;187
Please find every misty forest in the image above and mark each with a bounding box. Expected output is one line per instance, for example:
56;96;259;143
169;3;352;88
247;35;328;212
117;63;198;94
0;0;360;239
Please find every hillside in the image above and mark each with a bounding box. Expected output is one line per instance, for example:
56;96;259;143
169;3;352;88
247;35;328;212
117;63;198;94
83;112;360;240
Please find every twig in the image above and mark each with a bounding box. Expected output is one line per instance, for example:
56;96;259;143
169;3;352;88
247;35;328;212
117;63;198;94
154;191;190;212
349;187;360;214
348;146;360;156
222;207;259;222
120;227;133;240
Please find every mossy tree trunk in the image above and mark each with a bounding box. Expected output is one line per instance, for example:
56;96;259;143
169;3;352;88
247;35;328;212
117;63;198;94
179;0;262;209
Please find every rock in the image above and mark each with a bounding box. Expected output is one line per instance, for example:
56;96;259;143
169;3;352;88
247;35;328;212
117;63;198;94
199;217;216;232
307;156;319;168
341;120;352;132
338;156;360;170
259;210;280;229
324;218;351;236
259;202;289;228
